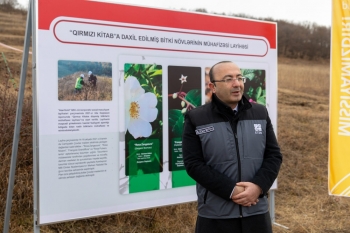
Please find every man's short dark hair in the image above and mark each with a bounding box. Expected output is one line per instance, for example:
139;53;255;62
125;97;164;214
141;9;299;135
209;61;233;82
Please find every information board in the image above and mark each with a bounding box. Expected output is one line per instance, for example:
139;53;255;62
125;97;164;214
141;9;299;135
34;0;277;224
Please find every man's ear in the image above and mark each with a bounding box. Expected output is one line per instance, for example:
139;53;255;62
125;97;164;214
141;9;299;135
209;82;216;93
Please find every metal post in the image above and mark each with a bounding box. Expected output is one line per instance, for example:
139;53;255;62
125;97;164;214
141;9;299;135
30;0;40;231
269;190;289;230
3;1;32;232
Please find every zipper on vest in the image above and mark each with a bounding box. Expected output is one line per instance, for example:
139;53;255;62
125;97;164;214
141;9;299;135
232;130;241;183
218;112;243;216
219;114;242;181
231;123;243;217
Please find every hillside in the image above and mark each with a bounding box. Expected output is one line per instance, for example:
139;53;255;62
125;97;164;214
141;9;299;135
1;5;350;233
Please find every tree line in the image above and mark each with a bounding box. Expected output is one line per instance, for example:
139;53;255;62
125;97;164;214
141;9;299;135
196;9;331;60
0;0;24;10
0;0;17;6
275;19;330;60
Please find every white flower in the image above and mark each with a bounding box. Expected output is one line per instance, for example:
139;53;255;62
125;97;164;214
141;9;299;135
125;76;158;139
181;108;187;114
173;93;178;99
181;101;186;107
179;74;187;84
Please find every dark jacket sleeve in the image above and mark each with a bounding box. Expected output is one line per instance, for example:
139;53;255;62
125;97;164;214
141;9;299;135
251;109;282;195
182;112;236;200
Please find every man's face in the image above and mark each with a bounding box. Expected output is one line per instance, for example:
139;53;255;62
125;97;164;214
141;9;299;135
209;62;244;109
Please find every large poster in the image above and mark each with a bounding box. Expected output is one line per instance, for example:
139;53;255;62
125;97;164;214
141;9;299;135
329;0;350;197
35;0;278;224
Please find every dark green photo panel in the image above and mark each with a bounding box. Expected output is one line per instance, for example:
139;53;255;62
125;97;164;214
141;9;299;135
168;66;201;187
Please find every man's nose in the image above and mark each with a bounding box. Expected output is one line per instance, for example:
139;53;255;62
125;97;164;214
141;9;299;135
231;79;240;87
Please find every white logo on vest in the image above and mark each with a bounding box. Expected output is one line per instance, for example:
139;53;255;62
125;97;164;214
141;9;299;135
254;124;262;134
195;126;214;135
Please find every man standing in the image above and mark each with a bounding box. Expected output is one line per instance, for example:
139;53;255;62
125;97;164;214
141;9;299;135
88;70;97;89
182;61;282;233
75;73;85;94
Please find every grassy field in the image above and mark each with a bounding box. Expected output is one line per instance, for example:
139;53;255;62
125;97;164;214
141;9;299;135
1;7;350;233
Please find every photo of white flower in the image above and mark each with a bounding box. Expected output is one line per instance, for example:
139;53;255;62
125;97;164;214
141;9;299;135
125;76;158;139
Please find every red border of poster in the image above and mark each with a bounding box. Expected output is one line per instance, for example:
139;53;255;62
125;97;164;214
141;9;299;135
38;0;276;49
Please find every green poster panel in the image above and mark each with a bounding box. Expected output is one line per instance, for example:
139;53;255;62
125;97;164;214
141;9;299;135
127;139;161;175
172;170;195;188
129;173;160;193
123;63;163;194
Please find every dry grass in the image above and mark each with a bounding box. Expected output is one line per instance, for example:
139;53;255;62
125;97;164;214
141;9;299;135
278;57;330;97
0;11;27;44
0;57;33;233
274;58;350;233
1;7;350;233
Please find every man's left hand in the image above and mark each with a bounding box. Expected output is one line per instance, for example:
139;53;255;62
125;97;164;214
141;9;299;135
231;182;261;207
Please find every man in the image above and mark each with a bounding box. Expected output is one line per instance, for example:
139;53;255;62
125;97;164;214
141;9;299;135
88;70;97;88
75;73;85;94
182;61;282;233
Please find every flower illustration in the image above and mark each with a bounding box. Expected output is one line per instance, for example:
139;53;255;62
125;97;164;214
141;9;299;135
125;76;158;139
179;74;187;84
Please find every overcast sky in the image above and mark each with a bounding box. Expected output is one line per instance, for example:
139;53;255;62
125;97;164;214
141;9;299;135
18;0;332;27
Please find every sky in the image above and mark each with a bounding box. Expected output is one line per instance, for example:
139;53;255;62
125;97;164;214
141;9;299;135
17;0;332;27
